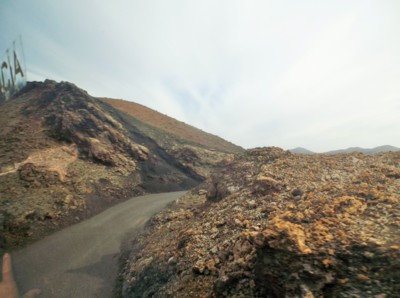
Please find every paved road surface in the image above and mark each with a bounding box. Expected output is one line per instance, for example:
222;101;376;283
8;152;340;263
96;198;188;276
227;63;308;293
10;191;185;298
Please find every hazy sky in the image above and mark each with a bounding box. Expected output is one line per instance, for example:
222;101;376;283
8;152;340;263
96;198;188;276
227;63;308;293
1;0;399;152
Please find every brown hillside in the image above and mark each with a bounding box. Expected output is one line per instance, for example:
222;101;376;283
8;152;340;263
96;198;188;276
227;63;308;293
101;98;243;153
0;80;202;251
119;148;400;297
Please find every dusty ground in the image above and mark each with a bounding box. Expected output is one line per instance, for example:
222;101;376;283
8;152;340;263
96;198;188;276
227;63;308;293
118;148;400;297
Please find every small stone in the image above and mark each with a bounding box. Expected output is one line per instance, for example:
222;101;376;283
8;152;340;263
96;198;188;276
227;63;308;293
193;260;206;274
356;274;369;281
64;194;73;205
322;259;332;267
211;227;218;234
300;284;315;298
248;199;256;207
167;256;177;265
291;188;303;197
24;210;37;220
198;189;207;195
42;212;54;220
215;220;226;227
205;259;217;274
363;251;375;258
138;257;153;268
234;218;242;226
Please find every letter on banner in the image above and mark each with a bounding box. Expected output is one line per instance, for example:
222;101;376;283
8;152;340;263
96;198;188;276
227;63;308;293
0;38;27;101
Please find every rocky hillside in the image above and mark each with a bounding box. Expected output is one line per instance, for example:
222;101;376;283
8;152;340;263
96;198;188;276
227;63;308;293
0;80;237;251
101;98;243;178
118;148;400;297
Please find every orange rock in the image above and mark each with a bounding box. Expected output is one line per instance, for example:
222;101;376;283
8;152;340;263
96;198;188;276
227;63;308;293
263;218;312;254
356;274;369;281
205;259;217;274
322;259;332;267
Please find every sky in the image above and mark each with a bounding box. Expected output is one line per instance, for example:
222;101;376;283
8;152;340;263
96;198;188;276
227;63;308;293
1;0;400;152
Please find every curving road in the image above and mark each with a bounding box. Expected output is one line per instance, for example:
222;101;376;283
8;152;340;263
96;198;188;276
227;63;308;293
10;191;185;298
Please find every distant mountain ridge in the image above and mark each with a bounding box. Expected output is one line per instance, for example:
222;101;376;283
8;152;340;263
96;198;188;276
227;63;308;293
290;145;400;155
325;145;400;155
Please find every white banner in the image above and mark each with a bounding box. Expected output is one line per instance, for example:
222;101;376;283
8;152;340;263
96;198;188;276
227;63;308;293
0;37;27;101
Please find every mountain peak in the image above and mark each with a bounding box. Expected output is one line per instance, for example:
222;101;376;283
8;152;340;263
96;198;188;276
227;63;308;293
289;147;315;154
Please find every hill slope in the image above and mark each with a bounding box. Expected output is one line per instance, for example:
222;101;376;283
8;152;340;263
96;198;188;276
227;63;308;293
99;98;243;178
118;148;400;297
0;80;238;250
101;98;242;154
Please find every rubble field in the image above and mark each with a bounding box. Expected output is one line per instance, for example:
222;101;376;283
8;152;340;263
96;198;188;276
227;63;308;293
119;147;400;297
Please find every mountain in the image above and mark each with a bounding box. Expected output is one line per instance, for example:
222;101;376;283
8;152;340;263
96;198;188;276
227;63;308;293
118;147;400;297
101;98;242;153
289;147;315;154
289;145;400;155
100;98;243;178
0;80;240;250
326;145;400;155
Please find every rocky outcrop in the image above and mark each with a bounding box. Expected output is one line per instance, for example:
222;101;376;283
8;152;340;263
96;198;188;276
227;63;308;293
168;145;235;179
119;148;400;297
18;162;61;187
25;80;149;174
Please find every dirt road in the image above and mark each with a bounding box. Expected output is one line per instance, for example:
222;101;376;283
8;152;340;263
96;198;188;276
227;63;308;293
9;191;185;298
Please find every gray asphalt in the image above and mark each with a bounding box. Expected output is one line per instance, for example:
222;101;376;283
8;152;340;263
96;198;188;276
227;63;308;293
10;191;185;298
